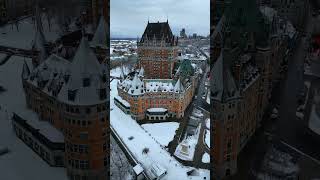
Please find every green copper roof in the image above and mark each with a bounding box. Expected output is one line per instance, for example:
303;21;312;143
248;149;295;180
178;59;194;79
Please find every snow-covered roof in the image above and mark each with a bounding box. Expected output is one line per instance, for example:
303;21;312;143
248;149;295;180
91;16;108;47
150;163;167;178
128;73;145;95
22;115;64;143
145;80;174;93
58;37;107;105
174;78;184;93
114;95;130;107
138;67;144;77
22;60;30;80
133;164;144;175
147;108;167;113
27;54;70;96
211;51;239;101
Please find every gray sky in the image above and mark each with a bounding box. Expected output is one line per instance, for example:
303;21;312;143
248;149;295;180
110;0;210;38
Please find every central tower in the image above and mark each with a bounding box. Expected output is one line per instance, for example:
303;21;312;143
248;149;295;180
137;20;179;79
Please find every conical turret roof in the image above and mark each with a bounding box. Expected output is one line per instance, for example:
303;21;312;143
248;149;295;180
91;16;108;47
174;78;184;93
22;60;30;79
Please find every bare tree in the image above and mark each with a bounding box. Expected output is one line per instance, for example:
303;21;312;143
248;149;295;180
110;135;135;180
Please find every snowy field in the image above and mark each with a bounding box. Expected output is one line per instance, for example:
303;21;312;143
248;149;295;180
110;77;210;179
0;16;60;49
202;153;210;164
141;122;179;147
0;56;67;180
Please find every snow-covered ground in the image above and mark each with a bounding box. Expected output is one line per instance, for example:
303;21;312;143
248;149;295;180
0;16;60;49
206;91;210;104
201;153;210;164
141;122;179;147
110;77;209;179
205;118;210;129
205;129;210;148
0;56;67;180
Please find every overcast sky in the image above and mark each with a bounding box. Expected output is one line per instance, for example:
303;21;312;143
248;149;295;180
110;0;210;38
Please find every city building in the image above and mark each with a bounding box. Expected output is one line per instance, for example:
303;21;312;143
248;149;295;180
211;0;291;178
14;37;108;180
116;21;200;120
180;28;187;38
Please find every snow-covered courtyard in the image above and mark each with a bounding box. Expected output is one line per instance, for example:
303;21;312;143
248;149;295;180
141;122;179;147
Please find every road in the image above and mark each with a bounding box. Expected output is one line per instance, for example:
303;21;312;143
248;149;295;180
272;3;320;163
167;52;211;169
232;2;320;179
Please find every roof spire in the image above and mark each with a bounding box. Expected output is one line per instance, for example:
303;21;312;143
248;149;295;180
22;60;30;80
91;15;107;46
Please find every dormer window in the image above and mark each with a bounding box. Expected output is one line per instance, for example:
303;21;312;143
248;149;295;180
83;78;90;87
99;88;106;100
68;90;77;101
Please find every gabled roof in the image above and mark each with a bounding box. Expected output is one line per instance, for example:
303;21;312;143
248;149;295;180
91;16;108;47
140;21;175;44
211;51;239;102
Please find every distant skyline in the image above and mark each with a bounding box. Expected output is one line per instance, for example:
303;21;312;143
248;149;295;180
110;0;210;38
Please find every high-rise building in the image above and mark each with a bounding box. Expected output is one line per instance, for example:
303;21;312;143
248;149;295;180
180;28;187;38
